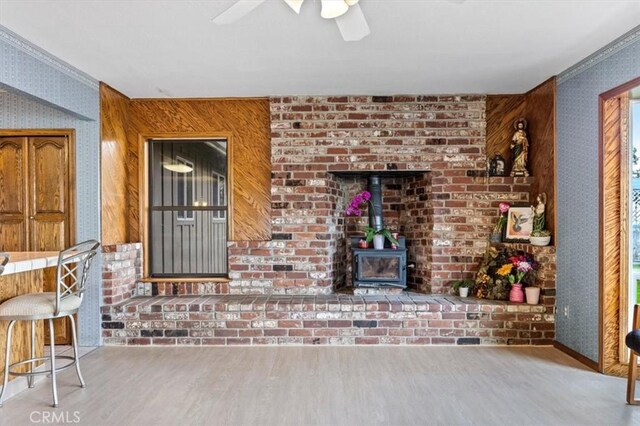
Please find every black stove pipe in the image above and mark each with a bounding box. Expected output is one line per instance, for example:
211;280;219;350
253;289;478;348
368;175;384;231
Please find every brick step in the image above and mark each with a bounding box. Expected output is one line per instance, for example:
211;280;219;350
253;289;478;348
101;293;555;346
135;281;230;297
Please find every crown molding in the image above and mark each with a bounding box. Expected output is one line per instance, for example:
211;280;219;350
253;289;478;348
558;25;640;84
0;25;98;90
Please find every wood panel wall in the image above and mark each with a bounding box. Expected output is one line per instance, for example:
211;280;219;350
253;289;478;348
100;83;131;245
128;98;272;243
486;77;556;236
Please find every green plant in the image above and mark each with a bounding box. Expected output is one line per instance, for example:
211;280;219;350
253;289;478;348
452;279;475;291
531;229;551;237
364;227;399;245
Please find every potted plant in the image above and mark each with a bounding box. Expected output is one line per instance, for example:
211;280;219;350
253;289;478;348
346;190;398;249
505;255;537;303
364;227;399;250
452;279;474;298
530;193;551;246
530;229;551;246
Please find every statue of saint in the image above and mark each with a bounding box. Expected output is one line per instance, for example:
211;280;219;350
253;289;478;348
510;118;530;177
531;192;547;232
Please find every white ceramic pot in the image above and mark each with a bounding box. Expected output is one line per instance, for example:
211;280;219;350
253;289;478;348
459;287;469;298
525;287;541;305
530;236;551;246
373;234;385;250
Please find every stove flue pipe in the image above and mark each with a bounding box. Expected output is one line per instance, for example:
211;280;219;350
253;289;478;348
367;175;384;231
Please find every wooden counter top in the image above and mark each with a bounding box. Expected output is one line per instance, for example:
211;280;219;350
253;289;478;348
2;251;59;276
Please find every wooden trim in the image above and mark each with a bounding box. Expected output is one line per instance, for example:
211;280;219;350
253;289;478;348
137;132;233;278
599;77;638;376
139;277;230;283
553;341;599;371
100;82;130;101
620;94;631;364
0;129;76;137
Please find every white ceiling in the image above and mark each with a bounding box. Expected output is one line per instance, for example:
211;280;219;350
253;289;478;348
1;0;639;98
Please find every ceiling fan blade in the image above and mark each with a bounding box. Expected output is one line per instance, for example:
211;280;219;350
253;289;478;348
212;0;266;25
335;3;370;42
283;0;305;14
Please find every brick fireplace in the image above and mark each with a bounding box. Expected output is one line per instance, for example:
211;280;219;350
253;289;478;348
101;93;557;346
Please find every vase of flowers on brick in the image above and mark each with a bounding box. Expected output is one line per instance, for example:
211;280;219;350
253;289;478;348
490;202;510;244
346;190;398;249
503;255;536;303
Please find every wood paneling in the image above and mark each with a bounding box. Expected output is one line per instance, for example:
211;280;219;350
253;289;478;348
128;98;271;243
600;96;626;376
100;83;131;245
486;78;556;236
0;269;45;381
524;78;557;237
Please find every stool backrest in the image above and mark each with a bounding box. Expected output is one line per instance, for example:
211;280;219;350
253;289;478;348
0;252;9;275
55;240;100;316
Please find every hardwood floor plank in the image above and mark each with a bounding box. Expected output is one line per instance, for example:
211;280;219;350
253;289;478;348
0;346;638;425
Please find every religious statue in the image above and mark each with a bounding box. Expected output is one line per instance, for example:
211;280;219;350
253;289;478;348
531;192;547;233
510;118;530;177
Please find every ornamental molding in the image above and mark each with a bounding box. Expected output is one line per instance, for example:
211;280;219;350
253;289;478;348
558;25;640;84
0;25;98;90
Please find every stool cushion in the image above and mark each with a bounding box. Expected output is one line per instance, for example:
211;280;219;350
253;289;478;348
0;292;81;318
626;330;640;353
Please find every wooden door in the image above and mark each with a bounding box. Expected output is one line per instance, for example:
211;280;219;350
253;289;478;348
29;137;73;345
0;134;74;345
0;137;29;251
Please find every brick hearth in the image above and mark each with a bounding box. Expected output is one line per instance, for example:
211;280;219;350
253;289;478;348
101;294;554;346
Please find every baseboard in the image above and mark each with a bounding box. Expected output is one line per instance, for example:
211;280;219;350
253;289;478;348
553;340;599;371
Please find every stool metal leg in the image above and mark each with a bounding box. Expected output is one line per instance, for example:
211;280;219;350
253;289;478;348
28;320;35;388
0;320;16;407
48;319;58;408
68;315;85;388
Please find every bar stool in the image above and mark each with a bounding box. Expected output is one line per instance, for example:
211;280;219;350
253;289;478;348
0;240;100;407
0;253;8;274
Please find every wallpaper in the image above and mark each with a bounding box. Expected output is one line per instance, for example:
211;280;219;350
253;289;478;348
0;25;101;346
556;25;640;362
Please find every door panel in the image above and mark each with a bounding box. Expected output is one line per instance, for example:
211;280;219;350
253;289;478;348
29;137;72;345
0;137;28;251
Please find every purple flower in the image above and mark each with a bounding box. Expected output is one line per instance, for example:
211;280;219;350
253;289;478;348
516;261;532;273
362;191;371;201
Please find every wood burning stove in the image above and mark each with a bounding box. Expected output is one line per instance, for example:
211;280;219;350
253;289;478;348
351;236;407;289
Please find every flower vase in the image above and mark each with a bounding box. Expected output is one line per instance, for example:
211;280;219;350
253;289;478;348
373;234;385;250
509;283;524;303
525;287;541;305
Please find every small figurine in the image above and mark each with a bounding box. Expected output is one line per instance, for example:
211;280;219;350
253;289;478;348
531;193;547;233
510;118;530;177
489;153;506;177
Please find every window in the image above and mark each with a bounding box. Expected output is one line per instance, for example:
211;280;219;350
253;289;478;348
148;139;228;277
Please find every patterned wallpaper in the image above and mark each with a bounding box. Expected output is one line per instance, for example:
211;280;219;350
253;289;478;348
556;25;640;362
0;25;101;346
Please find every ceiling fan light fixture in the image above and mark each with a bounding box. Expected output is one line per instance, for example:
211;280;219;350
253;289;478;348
163;163;193;173
320;0;349;19
344;0;359;6
283;0;304;14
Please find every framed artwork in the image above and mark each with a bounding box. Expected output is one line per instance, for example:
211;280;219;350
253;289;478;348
503;205;533;243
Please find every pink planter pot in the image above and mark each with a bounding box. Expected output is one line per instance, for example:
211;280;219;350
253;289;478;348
509;283;524;303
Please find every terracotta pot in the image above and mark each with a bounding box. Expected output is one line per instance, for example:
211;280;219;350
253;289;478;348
509;283;524;303
373;234;385;250
525;287;541;305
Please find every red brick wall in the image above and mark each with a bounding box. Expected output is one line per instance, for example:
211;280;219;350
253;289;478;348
102;243;142;305
226;95;532;295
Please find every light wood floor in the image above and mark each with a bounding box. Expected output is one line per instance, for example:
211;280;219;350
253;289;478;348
0;346;638;426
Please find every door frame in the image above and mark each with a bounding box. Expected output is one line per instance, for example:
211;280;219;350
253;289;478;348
599;77;640;375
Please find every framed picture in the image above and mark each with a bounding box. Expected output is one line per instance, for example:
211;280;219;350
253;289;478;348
502;205;533;243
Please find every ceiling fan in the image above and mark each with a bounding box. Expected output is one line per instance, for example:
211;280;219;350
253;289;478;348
212;0;368;42
212;0;466;42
